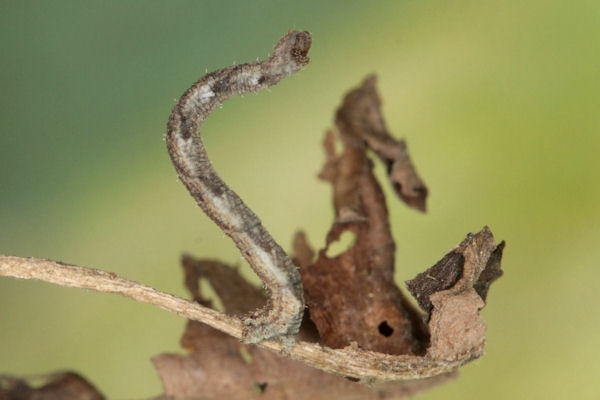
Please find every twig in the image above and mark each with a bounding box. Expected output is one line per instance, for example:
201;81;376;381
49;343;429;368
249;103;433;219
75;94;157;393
0;255;470;381
0;255;242;337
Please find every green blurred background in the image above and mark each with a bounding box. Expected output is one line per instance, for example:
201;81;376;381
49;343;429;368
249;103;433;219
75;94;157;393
1;0;598;398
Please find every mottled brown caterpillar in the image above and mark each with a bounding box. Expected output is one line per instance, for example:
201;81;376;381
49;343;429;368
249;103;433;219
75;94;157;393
166;31;311;347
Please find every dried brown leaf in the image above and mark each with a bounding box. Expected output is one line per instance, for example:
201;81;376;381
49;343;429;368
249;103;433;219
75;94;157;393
301;78;430;356
335;75;428;212
182;255;266;316
407;227;505;360
0;372;104;400
296;76;503;391
154;334;455;400
291;231;315;269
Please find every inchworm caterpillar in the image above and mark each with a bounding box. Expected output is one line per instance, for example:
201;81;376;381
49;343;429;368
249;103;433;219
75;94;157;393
166;31;311;347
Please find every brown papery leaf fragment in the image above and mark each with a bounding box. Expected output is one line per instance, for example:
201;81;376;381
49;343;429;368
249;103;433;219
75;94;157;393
291;231;315;269
181;255;266;315
407;227;505;360
336;75;428;211
297;76;503;390
153;257;454;400
0;372;104;400
300;76;432;356
302;127;429;355
406;236;505;315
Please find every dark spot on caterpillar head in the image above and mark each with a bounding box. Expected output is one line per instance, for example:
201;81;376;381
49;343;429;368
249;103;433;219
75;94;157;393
291;31;311;65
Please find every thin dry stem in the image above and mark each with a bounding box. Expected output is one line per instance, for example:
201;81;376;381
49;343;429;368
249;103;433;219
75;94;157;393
0;255;242;337
0;255;469;382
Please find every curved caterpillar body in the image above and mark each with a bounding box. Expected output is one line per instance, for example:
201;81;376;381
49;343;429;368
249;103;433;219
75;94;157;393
166;31;311;346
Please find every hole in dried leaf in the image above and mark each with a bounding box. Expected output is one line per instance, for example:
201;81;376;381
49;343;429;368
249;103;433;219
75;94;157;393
253;382;268;393
378;321;394;337
325;230;357;258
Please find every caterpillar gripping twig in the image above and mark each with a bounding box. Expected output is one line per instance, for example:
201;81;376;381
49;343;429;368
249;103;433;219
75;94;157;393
166;31;311;347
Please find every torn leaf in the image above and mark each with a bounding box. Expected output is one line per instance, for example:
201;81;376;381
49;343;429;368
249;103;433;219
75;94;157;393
335;75;428;211
407;227;505;360
0;372;104;400
300;76;432;356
